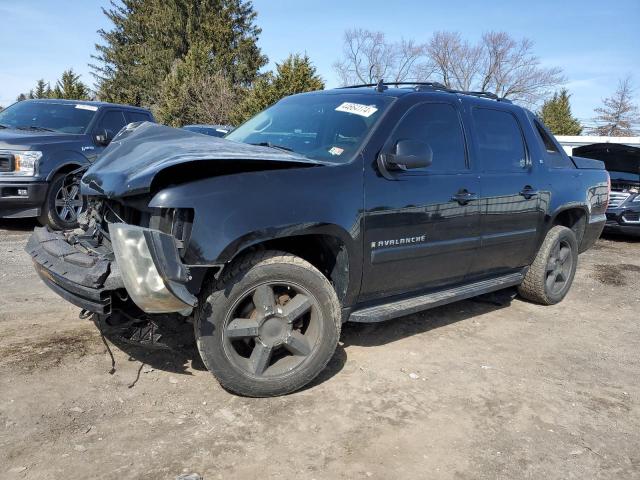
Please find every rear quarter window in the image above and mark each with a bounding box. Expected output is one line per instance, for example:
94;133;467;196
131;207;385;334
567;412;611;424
533;119;574;169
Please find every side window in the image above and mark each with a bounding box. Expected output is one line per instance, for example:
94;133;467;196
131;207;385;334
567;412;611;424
534;120;574;168
125;111;152;124
95;110;127;137
390;103;467;172
472;108;527;172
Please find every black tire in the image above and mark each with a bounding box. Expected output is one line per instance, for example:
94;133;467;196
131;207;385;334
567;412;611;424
194;250;341;397
38;174;84;230
518;225;578;305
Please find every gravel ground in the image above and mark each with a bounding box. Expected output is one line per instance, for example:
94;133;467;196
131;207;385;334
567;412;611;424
0;219;639;480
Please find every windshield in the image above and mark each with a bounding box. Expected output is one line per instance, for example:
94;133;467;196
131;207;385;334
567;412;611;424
0;101;97;134
226;93;393;162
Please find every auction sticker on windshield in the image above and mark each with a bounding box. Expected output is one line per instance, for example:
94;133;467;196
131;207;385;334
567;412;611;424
335;102;378;117
75;104;98;111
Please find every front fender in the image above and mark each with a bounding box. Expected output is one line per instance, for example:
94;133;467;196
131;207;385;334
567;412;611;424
43;150;90;180
148;162;364;267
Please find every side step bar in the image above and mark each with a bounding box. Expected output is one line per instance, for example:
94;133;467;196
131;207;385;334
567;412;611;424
348;272;524;323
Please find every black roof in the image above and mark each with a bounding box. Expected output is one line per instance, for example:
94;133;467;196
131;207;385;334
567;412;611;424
22;98;151;112
336;81;512;103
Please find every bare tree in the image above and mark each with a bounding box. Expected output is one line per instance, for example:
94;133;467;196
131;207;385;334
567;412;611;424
482;32;564;105
427;31;564;105
589;76;639;136
427;31;482;91
333;29;433;85
187;72;238;125
334;29;564;106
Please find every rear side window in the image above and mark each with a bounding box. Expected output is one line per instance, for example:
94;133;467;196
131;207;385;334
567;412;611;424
390;102;467;172
125;111;152;124
95;110;127;136
534;119;574;168
472;108;527;172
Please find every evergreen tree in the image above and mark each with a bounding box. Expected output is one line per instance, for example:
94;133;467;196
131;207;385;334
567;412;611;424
52;69;91;100
33;79;52;99
91;0;266;109
234;53;324;123
16;71;89;102
156;42;237;126
538;89;582;135
589;77;639;136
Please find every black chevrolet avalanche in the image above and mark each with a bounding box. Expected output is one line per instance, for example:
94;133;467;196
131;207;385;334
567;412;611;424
0;99;154;229
27;83;609;396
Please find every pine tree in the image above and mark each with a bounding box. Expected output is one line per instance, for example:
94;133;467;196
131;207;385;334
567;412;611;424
91;0;266;109
538;89;582;135
156;42;237;126
51;69;91;100
589;77;639;136
33;79;52;99
234;53;325;123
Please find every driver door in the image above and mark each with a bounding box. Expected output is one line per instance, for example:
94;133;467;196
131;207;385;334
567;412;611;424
360;101;481;303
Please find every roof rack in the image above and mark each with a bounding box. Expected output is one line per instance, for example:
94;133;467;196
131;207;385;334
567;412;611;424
338;80;512;103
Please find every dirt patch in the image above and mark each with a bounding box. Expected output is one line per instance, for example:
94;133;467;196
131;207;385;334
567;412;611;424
0;329;102;372
2;225;640;479
592;263;640;286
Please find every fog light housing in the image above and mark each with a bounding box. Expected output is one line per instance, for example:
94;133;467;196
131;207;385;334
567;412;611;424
18;189;28;196
109;223;195;314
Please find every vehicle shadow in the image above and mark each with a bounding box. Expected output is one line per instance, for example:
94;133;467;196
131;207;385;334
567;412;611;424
100;289;515;392
305;288;517;391
600;231;640;242
0;218;39;232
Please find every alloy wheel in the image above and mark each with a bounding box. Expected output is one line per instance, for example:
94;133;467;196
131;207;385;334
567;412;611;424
222;282;322;378
545;239;573;295
54;182;83;223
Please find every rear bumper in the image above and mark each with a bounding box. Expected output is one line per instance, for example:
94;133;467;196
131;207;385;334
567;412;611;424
0;180;48;218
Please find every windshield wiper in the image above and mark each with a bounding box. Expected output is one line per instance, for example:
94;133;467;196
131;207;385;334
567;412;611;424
16;125;56;132
249;142;294;153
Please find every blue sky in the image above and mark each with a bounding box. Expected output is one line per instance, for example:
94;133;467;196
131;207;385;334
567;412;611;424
1;0;638;124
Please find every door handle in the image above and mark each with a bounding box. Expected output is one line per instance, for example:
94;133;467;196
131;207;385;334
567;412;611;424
519;186;539;199
451;190;478;205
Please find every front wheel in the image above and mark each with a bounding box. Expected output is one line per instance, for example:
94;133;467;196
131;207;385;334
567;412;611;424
38;174;85;230
194;251;341;397
518;225;578;305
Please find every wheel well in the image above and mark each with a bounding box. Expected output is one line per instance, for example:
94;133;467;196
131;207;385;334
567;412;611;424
51;163;82;179
552;208;587;245
232;235;350;302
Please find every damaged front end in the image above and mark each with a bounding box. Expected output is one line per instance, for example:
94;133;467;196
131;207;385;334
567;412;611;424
26;199;197;317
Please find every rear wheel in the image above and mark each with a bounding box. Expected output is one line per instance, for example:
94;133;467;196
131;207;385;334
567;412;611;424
194;251;341;397
518;225;578;305
38;174;84;230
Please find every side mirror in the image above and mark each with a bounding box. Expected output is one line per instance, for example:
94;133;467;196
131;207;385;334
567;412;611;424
384;139;433;170
95;129;114;146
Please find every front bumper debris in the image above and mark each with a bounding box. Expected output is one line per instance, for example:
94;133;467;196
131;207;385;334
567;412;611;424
26;227;123;313
109;223;196;314
27;223;197;316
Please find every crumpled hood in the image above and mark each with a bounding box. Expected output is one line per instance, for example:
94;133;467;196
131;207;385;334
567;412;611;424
81;122;326;198
0;128;84;150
